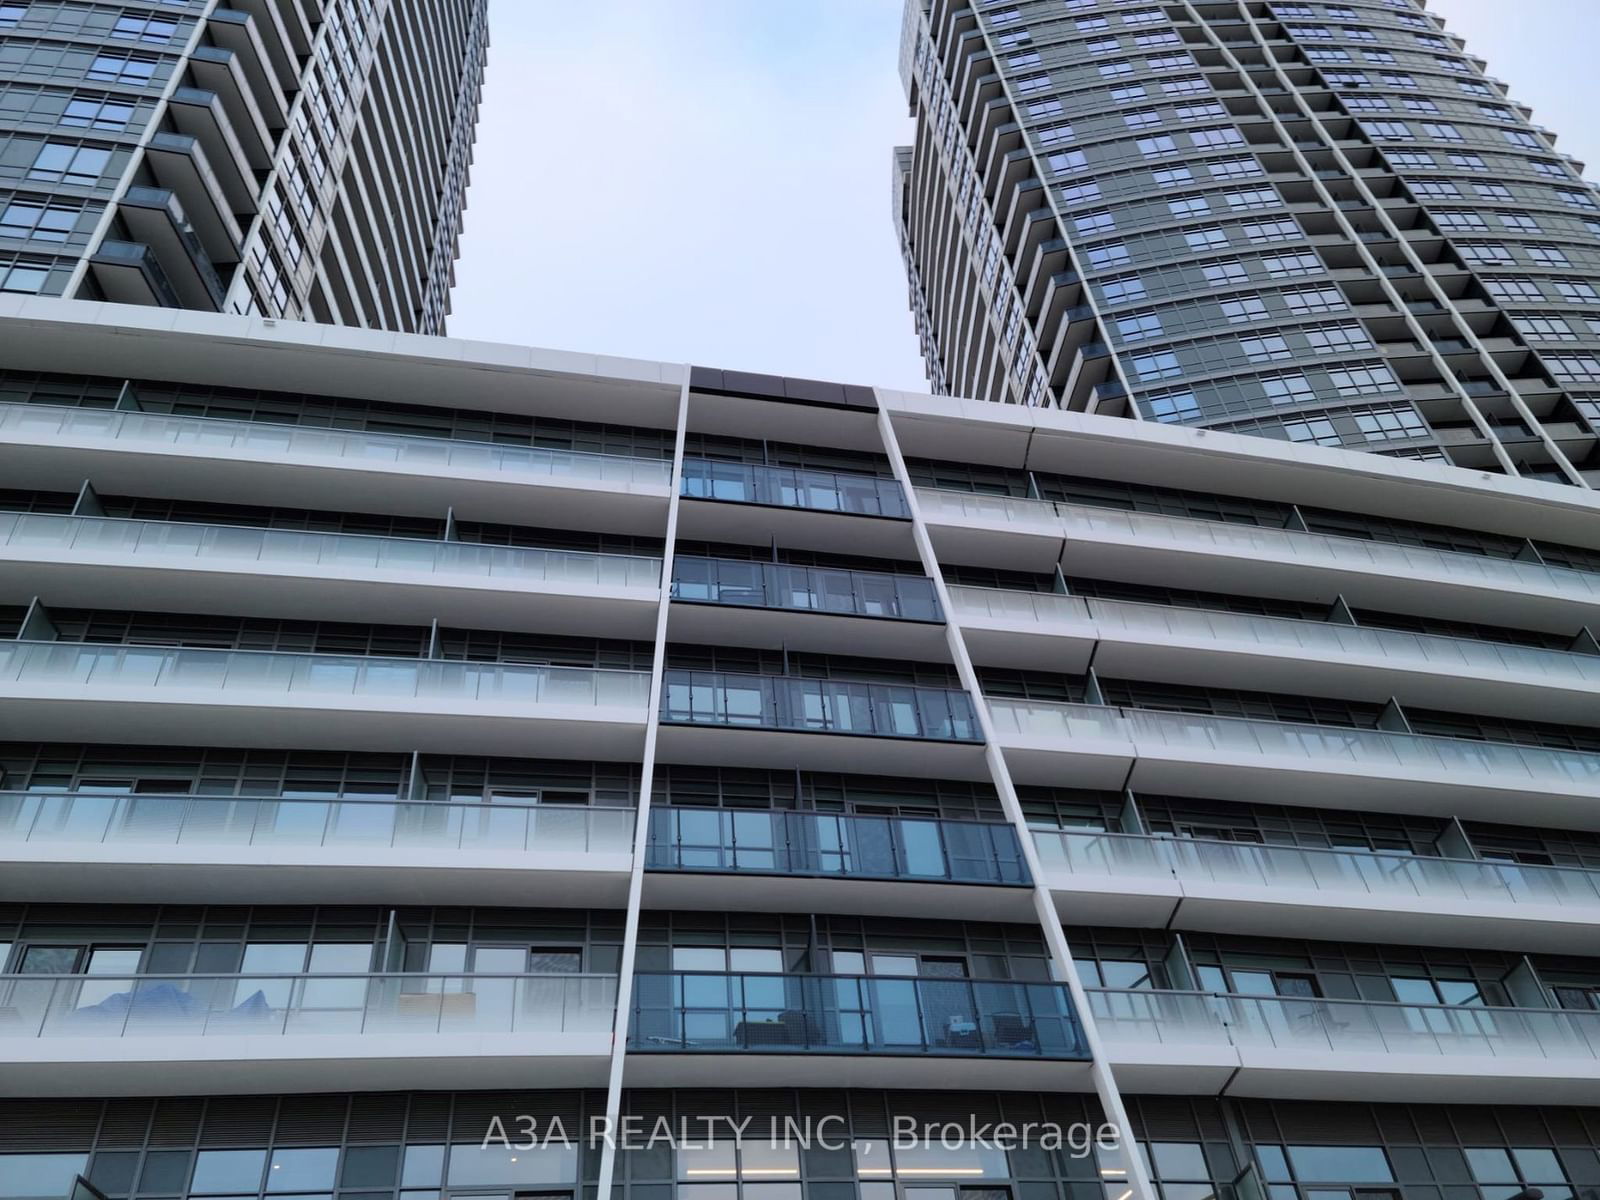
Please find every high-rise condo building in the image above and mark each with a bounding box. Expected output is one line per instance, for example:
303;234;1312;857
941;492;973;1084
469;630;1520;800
894;0;1600;487
0;0;488;332
6;294;1600;1200
5;3;1600;1200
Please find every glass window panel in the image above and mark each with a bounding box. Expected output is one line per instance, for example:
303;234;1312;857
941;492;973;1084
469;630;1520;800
191;1149;268;1194
339;1148;399;1189
1152;1145;1209;1180
677;1144;737;1180
1511;1150;1563;1182
400;1147;444;1188
1465;1150;1518;1184
444;1144;576;1186
0;1154;90;1200
1286;1148;1392;1182
739;1143;799;1178
266;1150;338;1192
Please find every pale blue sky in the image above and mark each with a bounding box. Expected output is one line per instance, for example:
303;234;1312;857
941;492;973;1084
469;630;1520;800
448;0;1599;393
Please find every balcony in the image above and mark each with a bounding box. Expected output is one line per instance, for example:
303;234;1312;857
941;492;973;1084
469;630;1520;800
1033;828;1600;954
626;971;1088;1088
988;700;1600;827
669;556;945;657
0;402;673;531
0;642;651;758
657;670;986;778
643;807;1032;919
142;133;243;264
0;971;617;1097
949;586;1600;723
0;512;663;638
678;459;914;556
116;187;227;310
0;793;635;906
164;88;258;214
917;487;1600;630
86;241;181;309
1088;988;1600;1103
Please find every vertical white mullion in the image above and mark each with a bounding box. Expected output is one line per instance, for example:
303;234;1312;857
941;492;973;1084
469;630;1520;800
874;396;1157;1200
595;369;690;1200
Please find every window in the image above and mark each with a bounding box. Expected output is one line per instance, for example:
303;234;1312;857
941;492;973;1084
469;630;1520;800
1151;165;1194;188
1497;211;1539;232
1209;155;1263;178
1146;52;1195;70
1109;84;1146;103
1262;373;1315;404
112;14;179;42
87;55;157;85
1191;126;1245;148
1262;251;1321;276
1168;195;1209;219
1125;109;1161;130
1074;209;1115;235
1240;334;1290;361
1483;278;1543;301
1242;218;1300;242
1100;274;1147;303
1557;188;1599;209
1386;150;1432;169
1086;242;1131;269
1036;122;1074;146
1554;279;1600;302
1131;351;1182;381
1419;121;1463;142
1114;311;1163;341
1352;405;1430;441
1329;364;1398;395
1409;180;1460;198
1433;209;1488;231
1146;389;1199;421
1513;314;1574;339
1203;260;1248;286
1221;295;1268;322
1304;323;1372;351
1547;354;1600;381
1447;152;1488;171
1476;181;1513;200
1060;180;1102;205
1075;14;1109;31
0;3;24;28
1457;243;1514;265
1224;187;1279;210
0;260;51;294
1048;149;1087;173
1186;227;1228;250
1526;245;1570;267
1503;129;1541;149
1137;133;1178;157
1026;98;1063;119
1283;285;1346;313
1007;51;1041;68
1367;120;1412;141
27;142;111;185
1098;59;1134;78
1161;75;1209;95
61;96;135;130
1015;73;1050;94
1086;37;1121;54
0;199;82;242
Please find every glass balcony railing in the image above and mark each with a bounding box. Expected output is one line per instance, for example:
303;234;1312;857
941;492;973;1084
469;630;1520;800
0;511;663;591
672;556;941;620
662;671;982;741
0;641;652;711
0;972;618;1039
0;792;636;857
949;586;1600;688
916;487;1600;600
647;807;1028;884
629;972;1087;1058
1032;828;1600;912
987;699;1600;791
0;401;673;488
1087;988;1600;1062
681;458;910;517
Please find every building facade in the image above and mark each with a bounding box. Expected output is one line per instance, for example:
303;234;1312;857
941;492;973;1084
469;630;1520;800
894;0;1600;486
4;297;1600;1200
0;0;487;332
